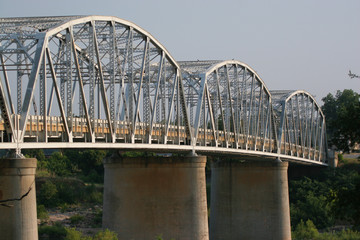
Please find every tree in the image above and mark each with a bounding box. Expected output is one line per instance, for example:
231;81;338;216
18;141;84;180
47;152;73;176
64;149;108;183
289;177;335;229
322;89;360;152
292;219;319;240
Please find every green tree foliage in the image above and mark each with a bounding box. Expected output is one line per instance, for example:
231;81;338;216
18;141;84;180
335;174;360;228
39;223;67;239
64;149;108;183
69;214;85;225
38;181;58;207
47;152;74;176
37;178;102;208
65;228;91;240
292;219;319;240
40;226;118;240
92;229;118;240
31;149;108;182
290;177;335;229
37;204;49;221
289;164;360;229
292;221;360;240
289;166;360;230
322;89;360;152
291;220;360;240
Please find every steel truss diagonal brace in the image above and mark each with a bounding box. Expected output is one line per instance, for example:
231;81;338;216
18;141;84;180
46;47;71;142
0;75;15;140
92;22;114;139
193;73;206;143
19;34;47;141
164;70;179;142
132;37;149;142
69;29;93;139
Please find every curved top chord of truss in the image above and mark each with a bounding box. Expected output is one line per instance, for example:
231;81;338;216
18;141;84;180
0;16;178;66
271;90;328;162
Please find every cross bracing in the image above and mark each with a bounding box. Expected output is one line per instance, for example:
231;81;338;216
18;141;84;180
0;16;329;165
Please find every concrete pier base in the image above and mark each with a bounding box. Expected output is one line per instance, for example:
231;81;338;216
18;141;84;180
0;158;38;240
103;154;209;240
210;160;291;240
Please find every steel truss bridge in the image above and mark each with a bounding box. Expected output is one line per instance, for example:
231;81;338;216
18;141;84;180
0;16;329;165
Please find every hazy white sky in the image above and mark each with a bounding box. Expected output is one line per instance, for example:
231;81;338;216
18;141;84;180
1;0;359;103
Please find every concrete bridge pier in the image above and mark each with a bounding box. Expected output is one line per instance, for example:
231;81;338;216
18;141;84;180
102;153;209;240
0;158;38;240
210;160;291;240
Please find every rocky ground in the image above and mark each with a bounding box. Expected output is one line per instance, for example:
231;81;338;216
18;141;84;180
39;204;103;237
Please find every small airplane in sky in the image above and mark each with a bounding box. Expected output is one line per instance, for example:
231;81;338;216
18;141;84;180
349;70;360;79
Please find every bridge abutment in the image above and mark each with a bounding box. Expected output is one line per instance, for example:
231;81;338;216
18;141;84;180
210;160;291;240
0;158;38;240
102;153;209;240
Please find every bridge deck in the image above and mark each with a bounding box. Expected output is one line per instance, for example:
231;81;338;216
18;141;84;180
0;115;324;165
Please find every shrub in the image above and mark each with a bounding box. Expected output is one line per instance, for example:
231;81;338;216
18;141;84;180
38;180;58;207
39;223;67;239
84;184;103;204
70;214;84;225
36;168;52;177
65;228;83;240
55;180;79;204
336;229;360;239
92;210;103;227
60;203;70;213
64;227;92;240
39;225;119;240
292;219;319;240
81;169;103;183
92;229;118;240
37;204;49;221
64;228;92;240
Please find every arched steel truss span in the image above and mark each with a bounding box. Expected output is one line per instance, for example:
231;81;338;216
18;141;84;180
181;60;275;152
0;15;192;148
271;90;328;162
0;16;329;165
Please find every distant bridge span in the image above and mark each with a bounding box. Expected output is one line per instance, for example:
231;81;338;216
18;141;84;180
0;16;328;165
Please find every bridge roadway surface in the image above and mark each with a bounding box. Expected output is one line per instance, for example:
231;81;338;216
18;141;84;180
0;116;325;165
0;15;329;166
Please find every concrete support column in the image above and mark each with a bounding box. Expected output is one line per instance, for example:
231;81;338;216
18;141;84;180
103;154;209;240
0;158;38;240
210;160;291;240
